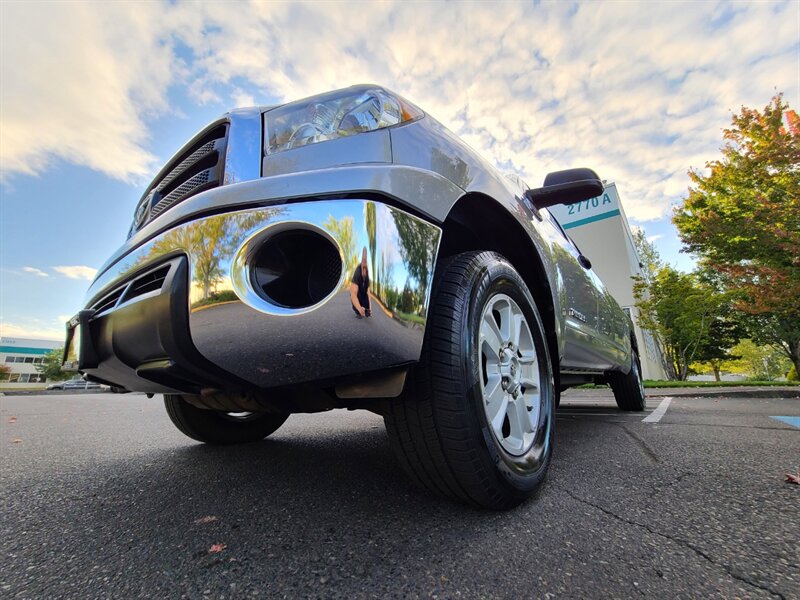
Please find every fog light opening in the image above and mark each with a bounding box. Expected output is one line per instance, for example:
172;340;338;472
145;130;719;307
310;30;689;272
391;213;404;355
250;229;342;309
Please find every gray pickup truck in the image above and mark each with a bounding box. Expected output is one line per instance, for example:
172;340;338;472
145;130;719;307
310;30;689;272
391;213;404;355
64;85;645;509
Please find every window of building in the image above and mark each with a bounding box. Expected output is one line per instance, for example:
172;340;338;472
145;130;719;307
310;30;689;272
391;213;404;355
8;373;20;382
4;356;13;363
644;330;658;362
24;357;34;363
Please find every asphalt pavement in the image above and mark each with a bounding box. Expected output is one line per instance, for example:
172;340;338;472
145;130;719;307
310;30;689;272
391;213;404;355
1;390;798;599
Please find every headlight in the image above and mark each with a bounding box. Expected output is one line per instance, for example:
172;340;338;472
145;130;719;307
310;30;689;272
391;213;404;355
264;86;423;155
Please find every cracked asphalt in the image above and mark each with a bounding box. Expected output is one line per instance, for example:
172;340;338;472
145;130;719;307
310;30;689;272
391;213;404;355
1;392;798;599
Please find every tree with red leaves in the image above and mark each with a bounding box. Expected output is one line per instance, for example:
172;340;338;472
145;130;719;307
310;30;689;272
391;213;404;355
674;95;800;374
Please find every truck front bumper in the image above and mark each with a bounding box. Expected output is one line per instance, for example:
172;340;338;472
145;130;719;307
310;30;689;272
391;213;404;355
68;199;442;394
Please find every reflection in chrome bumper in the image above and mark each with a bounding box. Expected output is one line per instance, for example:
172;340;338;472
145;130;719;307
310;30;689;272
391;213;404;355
86;200;441;389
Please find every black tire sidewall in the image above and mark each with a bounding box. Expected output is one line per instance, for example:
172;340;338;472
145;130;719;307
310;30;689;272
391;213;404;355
460;257;555;494
631;349;646;409
165;395;288;445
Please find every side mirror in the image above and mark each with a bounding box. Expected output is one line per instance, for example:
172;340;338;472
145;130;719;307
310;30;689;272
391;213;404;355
525;168;604;210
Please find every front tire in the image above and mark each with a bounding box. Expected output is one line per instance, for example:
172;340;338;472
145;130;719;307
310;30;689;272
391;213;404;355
164;394;289;445
384;251;555;510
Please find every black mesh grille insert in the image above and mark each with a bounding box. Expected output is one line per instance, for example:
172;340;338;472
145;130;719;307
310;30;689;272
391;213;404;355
130;122;228;234
151;171;211;218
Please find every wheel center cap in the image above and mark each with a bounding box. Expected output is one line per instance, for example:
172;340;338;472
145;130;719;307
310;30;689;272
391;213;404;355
500;348;522;392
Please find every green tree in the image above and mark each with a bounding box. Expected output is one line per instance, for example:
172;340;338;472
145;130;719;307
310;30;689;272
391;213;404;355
689;269;746;380
324;215;358;285
365;202;378;294
631;229;676;377
673;95;800;374
393;211;439;309
0;364;10;381
724;339;791;381
634;266;737;380
632;228;662;287
36;348;75;381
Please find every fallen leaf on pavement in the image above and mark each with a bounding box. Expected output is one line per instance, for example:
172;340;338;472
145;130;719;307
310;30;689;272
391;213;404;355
208;543;227;553
194;515;218;525
8;417;17;423
12;439;22;443
785;470;800;485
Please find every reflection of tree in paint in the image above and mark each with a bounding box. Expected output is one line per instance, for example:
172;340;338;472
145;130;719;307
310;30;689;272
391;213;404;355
365;202;378;295
393;211;438;310
323;215;358;287
142;209;285;301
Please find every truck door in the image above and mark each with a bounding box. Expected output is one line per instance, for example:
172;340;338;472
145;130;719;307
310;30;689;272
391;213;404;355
540;209;613;370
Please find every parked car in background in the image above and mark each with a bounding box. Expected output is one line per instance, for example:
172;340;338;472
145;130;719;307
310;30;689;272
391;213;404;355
47;379;104;391
64;84;645;509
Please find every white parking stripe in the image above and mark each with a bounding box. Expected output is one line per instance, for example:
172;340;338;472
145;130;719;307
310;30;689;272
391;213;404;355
643;397;672;423
557;412;649;417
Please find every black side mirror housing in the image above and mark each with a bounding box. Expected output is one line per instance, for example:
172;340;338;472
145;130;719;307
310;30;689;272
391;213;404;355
525;168;604;210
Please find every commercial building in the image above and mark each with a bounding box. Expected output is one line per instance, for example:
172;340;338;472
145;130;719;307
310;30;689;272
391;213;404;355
1;337;62;388
549;183;667;380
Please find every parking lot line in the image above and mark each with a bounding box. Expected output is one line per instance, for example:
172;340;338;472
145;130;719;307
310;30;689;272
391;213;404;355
642;397;672;423
770;416;800;428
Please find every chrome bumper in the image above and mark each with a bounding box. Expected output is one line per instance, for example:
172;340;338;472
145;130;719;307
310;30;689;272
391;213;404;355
83;199;441;391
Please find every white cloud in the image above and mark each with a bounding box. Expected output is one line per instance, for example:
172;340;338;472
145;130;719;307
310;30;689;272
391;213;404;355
0;320;64;341
230;88;256;108
53;266;98;281
23;267;48;277
0;2;178;182
2;1;798;223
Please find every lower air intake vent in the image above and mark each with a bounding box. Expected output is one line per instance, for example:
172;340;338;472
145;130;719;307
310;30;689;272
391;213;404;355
124;265;170;301
90;263;173;315
91;288;125;315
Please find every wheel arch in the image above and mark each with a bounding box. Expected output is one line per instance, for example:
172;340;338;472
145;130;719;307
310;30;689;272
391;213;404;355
437;192;561;376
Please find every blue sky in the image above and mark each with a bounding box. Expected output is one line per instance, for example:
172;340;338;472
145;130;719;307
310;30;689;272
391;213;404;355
1;0;798;340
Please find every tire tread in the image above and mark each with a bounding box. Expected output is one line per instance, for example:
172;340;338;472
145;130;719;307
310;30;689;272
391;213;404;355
385;251;552;509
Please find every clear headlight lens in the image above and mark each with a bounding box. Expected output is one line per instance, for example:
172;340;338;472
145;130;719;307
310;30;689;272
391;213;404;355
264;87;423;155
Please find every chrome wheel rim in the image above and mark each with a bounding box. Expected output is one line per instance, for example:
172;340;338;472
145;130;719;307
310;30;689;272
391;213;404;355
220;412;260;422
478;293;541;456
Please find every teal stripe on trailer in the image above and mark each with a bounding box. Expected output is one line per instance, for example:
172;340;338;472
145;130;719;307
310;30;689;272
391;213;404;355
0;346;54;355
562;209;621;230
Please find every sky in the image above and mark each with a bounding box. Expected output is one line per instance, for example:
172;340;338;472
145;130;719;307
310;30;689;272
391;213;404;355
1;0;798;341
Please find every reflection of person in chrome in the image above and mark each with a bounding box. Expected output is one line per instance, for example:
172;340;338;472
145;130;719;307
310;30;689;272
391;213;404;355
350;247;371;318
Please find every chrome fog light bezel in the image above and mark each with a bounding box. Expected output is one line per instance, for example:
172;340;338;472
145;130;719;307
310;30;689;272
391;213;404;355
230;221;346;316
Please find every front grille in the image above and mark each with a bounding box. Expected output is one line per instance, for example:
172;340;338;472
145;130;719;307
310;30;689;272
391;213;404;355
131;122;228;234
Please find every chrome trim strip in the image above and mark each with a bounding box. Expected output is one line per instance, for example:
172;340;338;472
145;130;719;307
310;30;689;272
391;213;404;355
224;107;263;185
